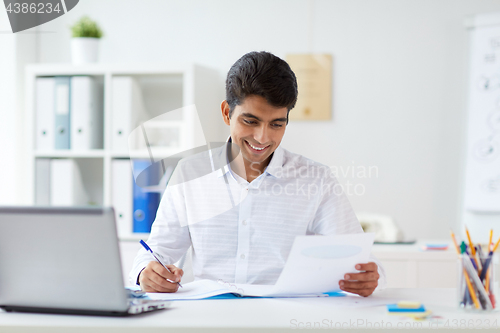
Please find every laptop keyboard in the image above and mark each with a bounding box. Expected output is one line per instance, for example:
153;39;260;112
128;298;171;314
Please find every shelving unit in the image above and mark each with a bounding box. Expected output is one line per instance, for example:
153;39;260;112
25;63;226;240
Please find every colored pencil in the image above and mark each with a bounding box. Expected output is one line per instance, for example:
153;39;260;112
463;258;481;309
466;227;480;269
493;235;500;253
466;227;475;256
450;230;460;255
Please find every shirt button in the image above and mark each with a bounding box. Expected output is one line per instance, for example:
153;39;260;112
240;254;245;259
242;220;247;226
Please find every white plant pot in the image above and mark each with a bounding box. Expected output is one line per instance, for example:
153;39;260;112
71;37;100;64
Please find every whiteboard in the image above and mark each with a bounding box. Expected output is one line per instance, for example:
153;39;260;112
464;15;500;212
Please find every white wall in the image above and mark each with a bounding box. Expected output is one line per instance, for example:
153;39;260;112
0;9;37;204
0;11;18;204
8;0;500;239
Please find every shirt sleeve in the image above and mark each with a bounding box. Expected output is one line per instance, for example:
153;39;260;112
129;168;192;286
306;173;387;291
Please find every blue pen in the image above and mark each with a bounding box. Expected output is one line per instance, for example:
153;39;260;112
140;240;182;288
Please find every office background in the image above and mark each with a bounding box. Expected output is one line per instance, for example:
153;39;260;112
2;0;500;241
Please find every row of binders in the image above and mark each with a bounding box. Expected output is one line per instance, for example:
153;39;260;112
36;158;173;236
35;76;147;151
36;76;103;151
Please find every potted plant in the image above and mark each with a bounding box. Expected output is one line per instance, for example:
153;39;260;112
70;16;103;64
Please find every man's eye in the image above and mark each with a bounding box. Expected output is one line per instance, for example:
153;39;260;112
244;119;256;125
271;123;283;128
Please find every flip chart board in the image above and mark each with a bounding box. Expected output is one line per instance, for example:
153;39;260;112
464;13;500;212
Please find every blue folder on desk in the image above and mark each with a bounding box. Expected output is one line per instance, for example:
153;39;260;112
205;290;346;300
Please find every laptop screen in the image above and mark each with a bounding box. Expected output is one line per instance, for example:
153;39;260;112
0;207;129;313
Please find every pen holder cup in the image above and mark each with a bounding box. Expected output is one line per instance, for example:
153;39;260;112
458;253;498;311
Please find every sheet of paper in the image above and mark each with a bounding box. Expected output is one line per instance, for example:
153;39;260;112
269;233;375;296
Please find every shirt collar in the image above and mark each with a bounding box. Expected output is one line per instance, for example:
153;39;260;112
265;145;283;179
214;136;233;178
215;137;283;179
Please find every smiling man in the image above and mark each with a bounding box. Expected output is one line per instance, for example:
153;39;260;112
222;94;288;183
130;51;386;297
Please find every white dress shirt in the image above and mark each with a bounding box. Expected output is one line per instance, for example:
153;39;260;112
130;142;386;289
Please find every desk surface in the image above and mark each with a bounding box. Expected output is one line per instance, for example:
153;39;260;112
1;288;498;332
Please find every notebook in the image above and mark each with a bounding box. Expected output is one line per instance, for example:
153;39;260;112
0;206;169;316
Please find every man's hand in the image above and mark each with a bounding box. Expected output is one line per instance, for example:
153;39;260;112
339;262;379;297
138;261;183;293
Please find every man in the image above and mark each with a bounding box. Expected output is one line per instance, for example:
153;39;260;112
130;51;386;297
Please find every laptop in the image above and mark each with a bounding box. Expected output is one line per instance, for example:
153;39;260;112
0;206;170;316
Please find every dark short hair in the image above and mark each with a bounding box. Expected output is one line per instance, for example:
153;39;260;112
226;51;298;119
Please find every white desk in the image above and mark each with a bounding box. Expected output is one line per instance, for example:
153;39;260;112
1;288;498;332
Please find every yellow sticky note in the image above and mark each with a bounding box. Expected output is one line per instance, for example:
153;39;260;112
397;301;421;309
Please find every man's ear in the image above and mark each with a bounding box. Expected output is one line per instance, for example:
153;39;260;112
221;100;231;126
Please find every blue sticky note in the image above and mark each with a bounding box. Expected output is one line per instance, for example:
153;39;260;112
425;244;448;248
387;304;426;312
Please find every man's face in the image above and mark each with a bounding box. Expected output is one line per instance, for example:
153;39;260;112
222;95;288;169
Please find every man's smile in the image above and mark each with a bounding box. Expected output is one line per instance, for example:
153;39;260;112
245;140;270;153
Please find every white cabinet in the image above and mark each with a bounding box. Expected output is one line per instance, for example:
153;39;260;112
373;240;458;288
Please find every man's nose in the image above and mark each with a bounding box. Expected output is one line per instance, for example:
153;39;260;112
254;124;269;144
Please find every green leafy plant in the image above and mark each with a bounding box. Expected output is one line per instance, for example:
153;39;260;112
70;16;103;38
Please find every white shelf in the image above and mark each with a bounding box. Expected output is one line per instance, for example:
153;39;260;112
25;63;188;76
113;149;202;160
34;150;106;158
33;150;197;160
34;149;198;160
26;63;226;237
